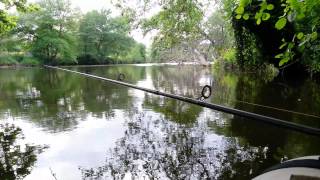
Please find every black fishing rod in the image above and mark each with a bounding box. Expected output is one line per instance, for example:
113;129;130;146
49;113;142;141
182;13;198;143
44;65;320;136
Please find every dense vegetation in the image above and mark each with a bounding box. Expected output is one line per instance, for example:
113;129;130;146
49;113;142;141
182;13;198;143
1;0;319;77
230;0;320;75
0;0;146;66
115;0;319;77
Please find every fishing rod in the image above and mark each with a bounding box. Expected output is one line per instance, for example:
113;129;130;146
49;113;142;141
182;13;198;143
44;65;320;136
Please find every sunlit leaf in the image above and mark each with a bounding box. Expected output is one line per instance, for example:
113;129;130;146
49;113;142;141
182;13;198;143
275;18;287;30
267;4;274;10
311;32;318;41
279;57;289;66
235;6;245;15
262;13;270;21
256;18;261;25
279;43;287;49
297;32;304;40
275;53;283;58
243;13;249;20
236;14;242;19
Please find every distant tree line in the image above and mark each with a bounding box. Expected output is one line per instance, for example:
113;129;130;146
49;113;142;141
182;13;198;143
1;0;319;76
0;0;146;66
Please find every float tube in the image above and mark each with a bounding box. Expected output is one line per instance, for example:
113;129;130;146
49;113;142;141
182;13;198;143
254;156;320;180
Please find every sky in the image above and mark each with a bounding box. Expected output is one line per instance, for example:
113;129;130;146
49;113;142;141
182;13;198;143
70;0;115;13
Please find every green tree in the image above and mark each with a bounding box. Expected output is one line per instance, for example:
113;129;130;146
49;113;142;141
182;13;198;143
121;42;146;63
149;9;233;63
78;10;135;64
0;0;37;36
116;0;234;64
141;0;204;48
21;0;79;64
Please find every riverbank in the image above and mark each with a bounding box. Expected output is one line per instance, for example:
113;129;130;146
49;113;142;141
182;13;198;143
0;61;214;68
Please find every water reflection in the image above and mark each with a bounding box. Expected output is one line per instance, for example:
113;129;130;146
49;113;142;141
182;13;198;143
143;95;202;124
0;65;319;179
0;123;47;179
79;112;268;179
0;68;140;133
148;66;213;97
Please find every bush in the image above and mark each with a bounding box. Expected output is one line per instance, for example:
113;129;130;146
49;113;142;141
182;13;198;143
259;63;279;82
223;48;237;65
0;55;19;65
20;57;40;66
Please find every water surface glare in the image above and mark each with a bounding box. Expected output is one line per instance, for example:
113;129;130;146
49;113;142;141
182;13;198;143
0;64;319;179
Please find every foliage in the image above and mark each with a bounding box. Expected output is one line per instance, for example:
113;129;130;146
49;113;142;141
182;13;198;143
0;34;23;52
0;0;38;36
121;43;146;63
232;0;320;73
149;9;234;63
204;11;234;52
223;48;237;65
25;0;79;64
142;0;204;48
0;55;18;65
78;10;135;64
20;56;40;66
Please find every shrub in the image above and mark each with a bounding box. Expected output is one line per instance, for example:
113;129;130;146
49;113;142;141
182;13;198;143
20;57;40;66
0;55;19;65
223;48;237;65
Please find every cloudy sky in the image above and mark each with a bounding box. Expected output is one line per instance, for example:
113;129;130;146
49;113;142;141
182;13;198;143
70;0;115;13
71;0;158;47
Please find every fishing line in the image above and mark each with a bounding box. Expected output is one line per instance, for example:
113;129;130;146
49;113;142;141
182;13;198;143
200;80;319;119
231;99;320;119
209;85;320;119
44;65;320;136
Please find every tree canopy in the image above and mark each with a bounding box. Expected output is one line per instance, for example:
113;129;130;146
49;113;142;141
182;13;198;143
114;0;319;75
232;0;320;73
0;0;38;36
0;0;319;77
0;0;147;65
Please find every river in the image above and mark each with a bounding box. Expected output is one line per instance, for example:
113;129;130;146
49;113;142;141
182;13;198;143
0;64;319;179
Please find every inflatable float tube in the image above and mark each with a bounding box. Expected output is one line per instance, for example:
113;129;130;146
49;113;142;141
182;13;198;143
254;156;320;180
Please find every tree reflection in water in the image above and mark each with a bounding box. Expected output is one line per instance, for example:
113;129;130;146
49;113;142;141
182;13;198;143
80;112;268;180
0;123;47;180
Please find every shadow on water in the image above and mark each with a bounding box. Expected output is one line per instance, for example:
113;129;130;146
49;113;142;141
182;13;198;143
0;123;47;179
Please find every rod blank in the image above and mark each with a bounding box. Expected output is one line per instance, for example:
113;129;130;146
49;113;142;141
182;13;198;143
44;65;320;136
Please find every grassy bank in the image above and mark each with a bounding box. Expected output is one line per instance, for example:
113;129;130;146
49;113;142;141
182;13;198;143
0;55;40;66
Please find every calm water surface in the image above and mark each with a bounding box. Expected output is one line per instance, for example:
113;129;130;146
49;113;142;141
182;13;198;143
0;64;319;179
